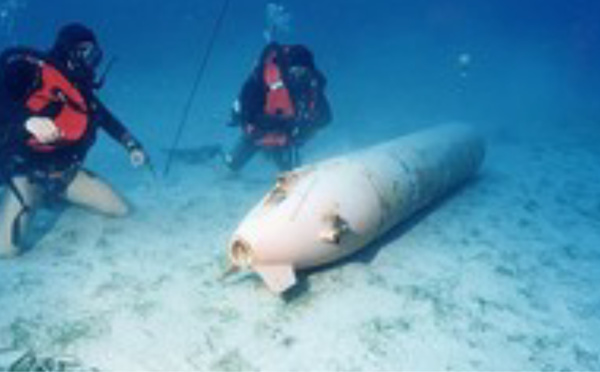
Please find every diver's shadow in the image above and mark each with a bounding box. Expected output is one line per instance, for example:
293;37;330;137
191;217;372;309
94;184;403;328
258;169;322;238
283;174;486;301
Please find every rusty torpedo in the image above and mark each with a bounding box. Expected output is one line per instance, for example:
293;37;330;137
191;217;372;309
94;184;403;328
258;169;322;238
226;124;485;293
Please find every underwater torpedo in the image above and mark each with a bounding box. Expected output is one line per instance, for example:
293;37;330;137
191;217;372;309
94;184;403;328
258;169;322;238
226;124;485;293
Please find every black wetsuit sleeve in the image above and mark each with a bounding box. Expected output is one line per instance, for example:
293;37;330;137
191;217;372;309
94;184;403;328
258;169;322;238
93;97;142;150
238;70;266;125
0;50;40;145
290;72;332;144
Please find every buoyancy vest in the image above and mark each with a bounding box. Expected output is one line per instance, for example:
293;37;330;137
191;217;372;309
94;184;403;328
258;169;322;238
263;50;295;119
25;57;89;152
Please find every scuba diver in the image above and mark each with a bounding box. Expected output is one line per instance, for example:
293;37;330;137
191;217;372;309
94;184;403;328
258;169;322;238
223;42;332;172
0;22;149;258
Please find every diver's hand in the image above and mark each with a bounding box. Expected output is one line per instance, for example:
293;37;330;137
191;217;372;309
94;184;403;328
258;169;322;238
129;148;147;168
121;134;148;168
227;99;242;127
25;116;61;144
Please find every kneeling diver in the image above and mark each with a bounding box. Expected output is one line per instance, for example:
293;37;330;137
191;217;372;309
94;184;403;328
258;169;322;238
0;23;149;257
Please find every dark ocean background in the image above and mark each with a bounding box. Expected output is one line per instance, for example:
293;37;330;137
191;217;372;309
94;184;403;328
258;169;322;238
3;0;599;160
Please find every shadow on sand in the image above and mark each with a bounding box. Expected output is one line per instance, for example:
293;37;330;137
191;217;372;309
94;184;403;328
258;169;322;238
282;173;487;302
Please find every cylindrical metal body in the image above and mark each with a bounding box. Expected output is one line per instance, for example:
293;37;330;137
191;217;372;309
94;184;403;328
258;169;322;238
228;124;485;293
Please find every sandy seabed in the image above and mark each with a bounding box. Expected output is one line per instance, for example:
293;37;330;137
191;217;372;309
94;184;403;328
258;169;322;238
0;125;599;372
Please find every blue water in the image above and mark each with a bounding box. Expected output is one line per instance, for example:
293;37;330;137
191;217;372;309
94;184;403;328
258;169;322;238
3;0;599;149
1;0;600;370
